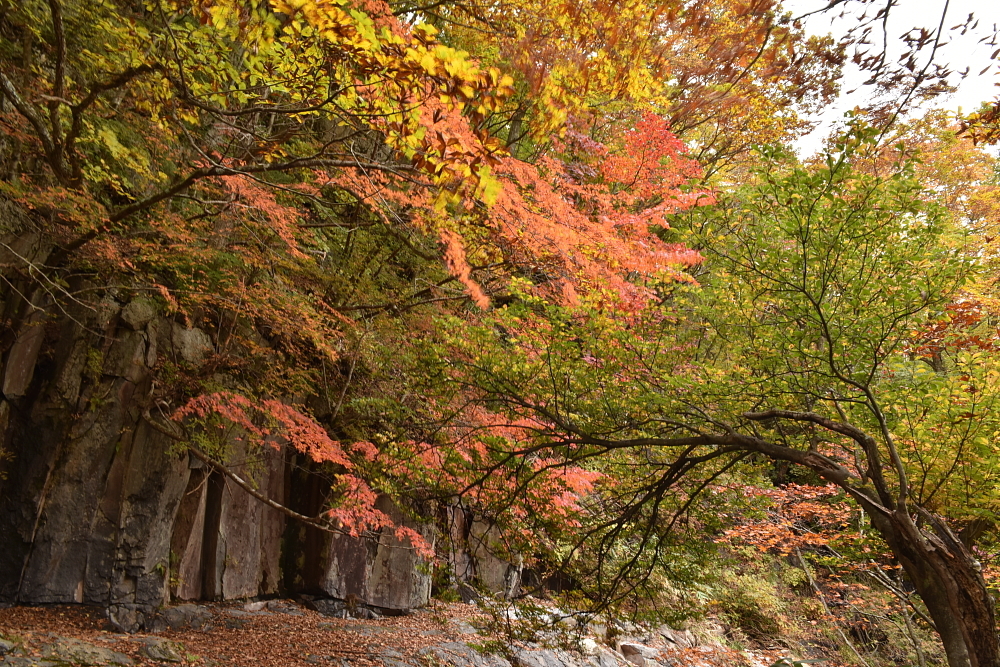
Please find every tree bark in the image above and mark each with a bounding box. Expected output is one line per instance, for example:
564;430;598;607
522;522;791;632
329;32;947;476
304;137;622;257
867;508;999;667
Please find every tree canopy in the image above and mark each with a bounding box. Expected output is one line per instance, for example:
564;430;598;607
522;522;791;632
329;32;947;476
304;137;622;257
4;0;1000;666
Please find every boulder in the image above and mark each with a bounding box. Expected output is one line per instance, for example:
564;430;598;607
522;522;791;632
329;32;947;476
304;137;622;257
656;626;697;649
170;324;213;365
107;604;157;633
512;648;579;667
137;638;185;663
319;496;435;610
120;299;157;331
304;597;382;619
618;644;660;667
41;638;133;666
420;642;511;667
160;604;214;630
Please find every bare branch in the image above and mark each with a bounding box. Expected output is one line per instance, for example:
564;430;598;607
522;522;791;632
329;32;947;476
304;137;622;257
744;408;871;444
744;408;897;509
55;157;415;258
141;411;352;537
46;0;66;148
0;71;61;177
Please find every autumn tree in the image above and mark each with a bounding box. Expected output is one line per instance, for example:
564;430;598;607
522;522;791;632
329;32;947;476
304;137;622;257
0;0;514;546
429;130;1000;667
399;0;844;173
3;1;996;654
0;0;716;547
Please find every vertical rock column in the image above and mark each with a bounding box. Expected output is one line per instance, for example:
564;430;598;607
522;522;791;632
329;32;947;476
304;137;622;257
168;441;285;601
318;496;436;610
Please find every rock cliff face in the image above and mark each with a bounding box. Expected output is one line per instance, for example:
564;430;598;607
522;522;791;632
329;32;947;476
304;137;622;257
0;208;518;617
0;274;285;610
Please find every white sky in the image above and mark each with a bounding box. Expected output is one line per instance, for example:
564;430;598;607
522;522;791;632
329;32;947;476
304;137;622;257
784;0;1000;155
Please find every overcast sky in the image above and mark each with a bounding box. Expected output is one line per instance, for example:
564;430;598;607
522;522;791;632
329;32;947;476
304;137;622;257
784;0;1000;155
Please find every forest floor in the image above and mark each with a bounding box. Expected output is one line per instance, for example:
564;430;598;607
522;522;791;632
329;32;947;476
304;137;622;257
0;599;838;667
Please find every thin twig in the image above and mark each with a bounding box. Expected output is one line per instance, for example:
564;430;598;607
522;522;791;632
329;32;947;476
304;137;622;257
796;548;872;667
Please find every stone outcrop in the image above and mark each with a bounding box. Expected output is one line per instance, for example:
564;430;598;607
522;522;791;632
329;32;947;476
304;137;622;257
136;637;185;663
317;495;436;610
0;293;195;609
446;506;523;599
0;206;513;618
167;441;284;602
385;643;622;667
0;288;438;613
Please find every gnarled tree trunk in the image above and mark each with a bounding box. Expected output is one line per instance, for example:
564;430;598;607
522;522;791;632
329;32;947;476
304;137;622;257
868;508;999;667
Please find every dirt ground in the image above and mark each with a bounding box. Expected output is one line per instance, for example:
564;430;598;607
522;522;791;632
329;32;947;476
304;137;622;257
0;600;483;667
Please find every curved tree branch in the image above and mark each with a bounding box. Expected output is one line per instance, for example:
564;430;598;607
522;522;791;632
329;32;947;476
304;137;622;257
743;408;896;508
140;410;351;537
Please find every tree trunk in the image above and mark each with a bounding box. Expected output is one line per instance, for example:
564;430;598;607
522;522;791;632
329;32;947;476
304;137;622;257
868;509;999;667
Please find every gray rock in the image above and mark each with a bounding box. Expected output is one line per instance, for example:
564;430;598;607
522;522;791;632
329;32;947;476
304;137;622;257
181;441;284;602
305;598;345;617
170;324;213;365
144;319;163;367
161;604;213;630
6;381;191;609
168;470;209;601
379;648;413;667
265;600;305;616
587;647;621;667
447;619;479;635
513;646;616;667
618;644;660;667
2;306;46;399
102;330;147;381
121;300;157;331
306;598;382;620
319;496;435;611
0;212;437;614
468;520;522;599
0;212;270;611
137;638;184;663
2;658;60;667
42;638;133;666
107;604;155;633
512;648;580;667
226;609;269;618
456;583;480;604
445;508;521;599
54;339;88;405
419;643;511;667
0;641;15;658
97;297;122;330
655;626;696;650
